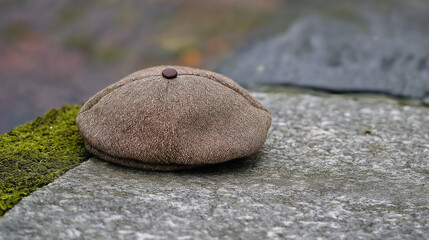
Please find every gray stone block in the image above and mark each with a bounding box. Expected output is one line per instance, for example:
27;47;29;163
0;90;428;239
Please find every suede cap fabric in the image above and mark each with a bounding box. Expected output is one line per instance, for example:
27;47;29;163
76;65;271;171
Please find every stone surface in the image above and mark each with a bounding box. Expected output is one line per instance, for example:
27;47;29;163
218;0;429;100
1;89;429;239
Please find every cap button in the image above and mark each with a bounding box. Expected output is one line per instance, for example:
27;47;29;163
162;68;178;79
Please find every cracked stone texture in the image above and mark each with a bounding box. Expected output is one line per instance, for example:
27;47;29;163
218;0;429;100
1;89;429;239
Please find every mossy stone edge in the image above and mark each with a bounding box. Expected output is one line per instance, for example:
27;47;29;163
0;105;90;216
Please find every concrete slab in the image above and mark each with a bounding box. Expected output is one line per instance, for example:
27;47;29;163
1;90;428;239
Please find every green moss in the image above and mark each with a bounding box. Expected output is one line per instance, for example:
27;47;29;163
0;105;90;216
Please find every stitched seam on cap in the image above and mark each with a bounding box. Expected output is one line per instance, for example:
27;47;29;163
81;72;267;115
180;73;269;113
88;142;202;168
163;79;179;164
80;75;161;114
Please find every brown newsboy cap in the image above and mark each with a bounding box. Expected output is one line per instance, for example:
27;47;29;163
76;65;271;171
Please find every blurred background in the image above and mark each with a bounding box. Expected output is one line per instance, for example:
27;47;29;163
0;0;428;133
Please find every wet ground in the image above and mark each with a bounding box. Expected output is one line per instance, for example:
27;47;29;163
219;0;429;100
